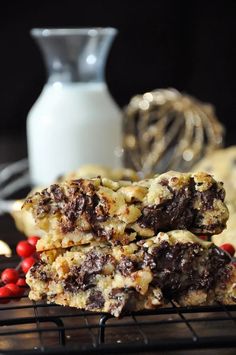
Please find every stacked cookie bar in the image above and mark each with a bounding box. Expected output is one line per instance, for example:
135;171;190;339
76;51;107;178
24;171;236;316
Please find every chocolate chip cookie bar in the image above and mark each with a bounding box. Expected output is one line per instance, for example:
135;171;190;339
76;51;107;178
26;230;236;317
10;165;139;237
22;171;229;251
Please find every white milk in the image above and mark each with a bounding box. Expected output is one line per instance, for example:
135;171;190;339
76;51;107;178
27;82;122;186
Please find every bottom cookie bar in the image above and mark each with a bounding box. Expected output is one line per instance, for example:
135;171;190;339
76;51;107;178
26;231;236;317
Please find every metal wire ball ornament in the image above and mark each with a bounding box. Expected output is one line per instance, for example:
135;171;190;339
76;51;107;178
123;88;224;176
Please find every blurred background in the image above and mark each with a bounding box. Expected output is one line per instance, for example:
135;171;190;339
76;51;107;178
0;0;236;163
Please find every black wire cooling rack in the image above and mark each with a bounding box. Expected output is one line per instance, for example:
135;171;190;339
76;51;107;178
1;257;236;354
1;295;236;354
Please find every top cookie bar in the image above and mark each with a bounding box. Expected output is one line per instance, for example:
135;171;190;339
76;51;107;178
22;171;229;251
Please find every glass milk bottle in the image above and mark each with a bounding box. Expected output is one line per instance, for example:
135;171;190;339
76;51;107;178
27;28;122;186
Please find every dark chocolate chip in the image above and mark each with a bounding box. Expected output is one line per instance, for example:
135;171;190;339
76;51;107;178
197;182;225;211
64;250;110;292
145;242;231;299
86;290;105;309
138;178;226;234
117;257;138;276
138;186;194;232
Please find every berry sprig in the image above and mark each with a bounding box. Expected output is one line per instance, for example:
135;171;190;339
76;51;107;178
0;236;40;303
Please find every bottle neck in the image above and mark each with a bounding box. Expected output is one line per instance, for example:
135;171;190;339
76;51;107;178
31;28;117;84
46;63;105;84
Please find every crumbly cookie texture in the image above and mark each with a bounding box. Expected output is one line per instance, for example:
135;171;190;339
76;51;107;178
26;230;236;317
22;171;229;251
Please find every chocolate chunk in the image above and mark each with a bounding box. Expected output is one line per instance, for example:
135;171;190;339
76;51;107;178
82;250;108;274
117;257;138;276
64;250;109;292
39;271;49;282
197;183;225;211
109;287;127;299
85;194;108;224
32;178;109;234
65;195;86;220
37;198;51;217
86;290;104;309
50;184;65;202
145;242;231;299
61;184;108;233
64;270;94;292
29;260;50;282
139;186;194;232
207;245;231;268
109;287;138;315
30;259;46;274
62;194;87;232
142;252;156;269
138;178;225;234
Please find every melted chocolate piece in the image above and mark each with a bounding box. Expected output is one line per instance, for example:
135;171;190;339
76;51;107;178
82;250;108;274
61;181;108;233
109;287;138;315
86;290;105;309
196;183;225;211
139;187;194;232
147;242;231;299
64;250;109;292
142;252;156;269
117;257;138;276
138;179;225;234
29;260;50;282
39;271;49;282
34;179;109;233
50;184;66;203
37;197;51;217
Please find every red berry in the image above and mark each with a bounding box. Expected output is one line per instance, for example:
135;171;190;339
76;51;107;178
220;243;235;257
5;283;23;297
1;268;19;284
16;278;27;287
16;241;35;258
28;236;40;247
0;286;13;303
21;257;36;274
